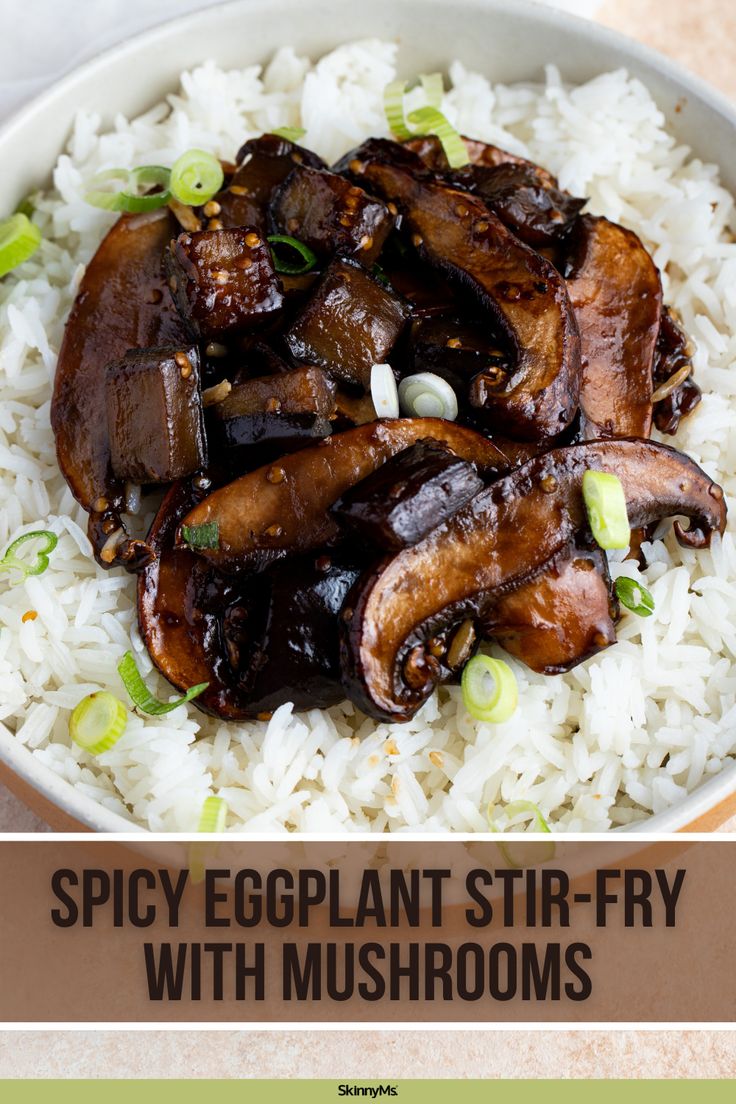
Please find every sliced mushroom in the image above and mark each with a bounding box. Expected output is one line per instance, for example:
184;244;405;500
215;133;326;231
403;134;557;188
566;215;662;440
341;439;727;721
485;544;617;674
137;478;255;719
343;139;581;439
176;418;510;573
652;305;701;434
51;208;191;568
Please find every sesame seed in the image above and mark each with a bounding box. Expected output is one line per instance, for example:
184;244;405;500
203;200;222;217
229;184;248;196
264;523;284;538
540;474;558;493
21;610;37;623
266;465;286;484
244;231;261;247
428;750;444;768
446;337;462;349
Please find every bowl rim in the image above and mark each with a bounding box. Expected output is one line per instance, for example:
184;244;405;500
1;0;735;835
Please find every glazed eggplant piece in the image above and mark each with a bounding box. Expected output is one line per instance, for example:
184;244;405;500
652;305;701;434
344;139;581;438
485;543;617;674
213;365;337;419
566;215;662;440
341;439;727;721
138;478;255;719
409;315;509;394
285;256;409;390
218;412;333;460
51;208;191;568
106;345;206;484
176;418;509;574
271;165;394;264
461;163;586;248
166;226;284;339
228;554;365;713
214;133;327;231
332;439;483;550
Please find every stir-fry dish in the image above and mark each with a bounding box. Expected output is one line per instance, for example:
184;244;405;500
48;98;727;730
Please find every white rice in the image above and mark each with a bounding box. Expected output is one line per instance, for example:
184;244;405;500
1;41;735;833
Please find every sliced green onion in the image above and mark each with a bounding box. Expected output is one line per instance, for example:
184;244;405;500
398;371;458;421
406;105;468;169
371;262;390;287
169;149;224;206
370;363;399;419
615;576;655;617
15;192;40;219
85;165;171;213
461;654;518;724
582;469;630;550
70;691;128;755
271;126;306;142
0;213;42;278
267;234;317;275
488;800;555;869
0;530;58;583
383;78;413;140
117;650;208;715
198;796;228;833
420;72;444;109
180;522;219;550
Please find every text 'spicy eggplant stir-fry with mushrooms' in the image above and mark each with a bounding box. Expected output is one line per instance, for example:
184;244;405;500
49;78;727;728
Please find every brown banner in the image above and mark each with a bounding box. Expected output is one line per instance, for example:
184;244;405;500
0;838;732;1022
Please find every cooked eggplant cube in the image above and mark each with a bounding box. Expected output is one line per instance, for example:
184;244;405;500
285;257;408;390
106;345;206;484
215;365;337;419
271;165;394;264
331;438;483;549
215;134;326;231
166;227;284;339
219;411;333;454
229;554;364;712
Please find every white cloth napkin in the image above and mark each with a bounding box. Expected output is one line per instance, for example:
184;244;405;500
0;0;602;123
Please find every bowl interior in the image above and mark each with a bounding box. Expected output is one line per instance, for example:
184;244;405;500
2;0;736;833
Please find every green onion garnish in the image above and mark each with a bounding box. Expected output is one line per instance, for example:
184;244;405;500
0;213;42;278
0;529;57;583
582;469;630;550
398;371;458;421
169;149;224;206
271;126;306;142
461;654;518;724
70;691;128;755
406;106;469;169
488;800;555;869
180;521;219;550
371;262;390;287
85;165;172;213
383;78;413;140
198;796;228;832
267;234;318;275
383;72;469;169
615;576;655;617
117;650;208;715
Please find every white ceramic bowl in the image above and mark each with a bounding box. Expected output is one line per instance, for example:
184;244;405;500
1;0;735;833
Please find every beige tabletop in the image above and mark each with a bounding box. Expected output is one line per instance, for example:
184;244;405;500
2;0;736;1079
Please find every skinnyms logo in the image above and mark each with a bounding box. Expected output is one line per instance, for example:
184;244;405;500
337;1087;398;1098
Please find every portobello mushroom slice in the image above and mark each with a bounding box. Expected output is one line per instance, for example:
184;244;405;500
285;256;409;390
51;208;191;568
176;418;510;573
652;305;701;434
403;134;557;187
331;439;483;550
566;215;662;440
341;439;727;721
166;226;284;339
343;139;581;438
485;544;617;674
459;163;586;248
138;478;255;719
271;165;394;264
